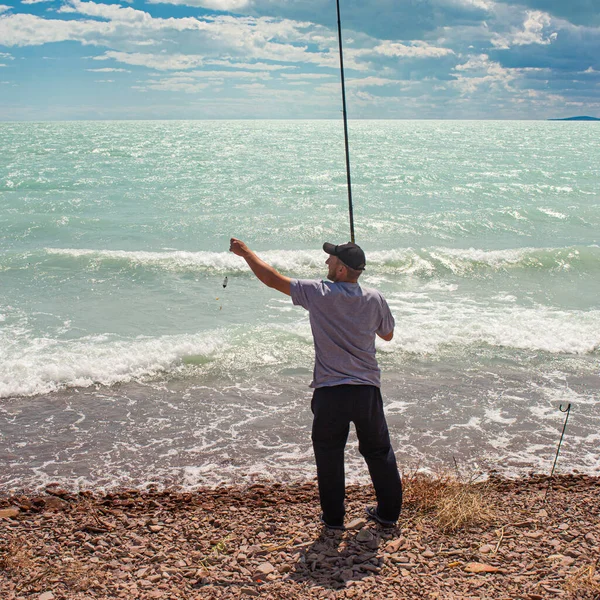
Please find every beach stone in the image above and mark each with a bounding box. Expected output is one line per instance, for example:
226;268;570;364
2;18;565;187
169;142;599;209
464;562;500;574
479;544;494;554
240;587;259;597
391;554;410;563
255;562;275;576
366;539;379;550
360;563;380;573
422;549;435;558
356;530;374;543
384;537;405;553
353;552;376;564
0;508;20;519
38;593;55;600
346;518;367;530
44;496;67;511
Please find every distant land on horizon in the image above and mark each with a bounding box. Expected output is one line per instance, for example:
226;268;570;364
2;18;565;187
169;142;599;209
548;116;600;121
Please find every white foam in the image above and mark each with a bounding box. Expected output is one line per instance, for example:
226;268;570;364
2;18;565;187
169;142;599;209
389;301;600;355
484;408;517;425
538;207;568;219
43;244;600;277
539;385;597;406
0;331;226;399
448;416;482;430
44;247;325;274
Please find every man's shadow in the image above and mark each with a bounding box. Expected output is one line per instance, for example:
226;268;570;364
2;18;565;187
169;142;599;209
290;524;393;590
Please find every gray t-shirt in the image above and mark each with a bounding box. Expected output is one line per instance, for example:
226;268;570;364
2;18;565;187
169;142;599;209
290;279;395;389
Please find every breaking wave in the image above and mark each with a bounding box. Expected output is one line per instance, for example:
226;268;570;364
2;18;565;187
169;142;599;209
34;244;600;278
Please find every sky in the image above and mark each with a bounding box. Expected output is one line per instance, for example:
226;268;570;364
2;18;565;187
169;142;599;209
0;0;599;119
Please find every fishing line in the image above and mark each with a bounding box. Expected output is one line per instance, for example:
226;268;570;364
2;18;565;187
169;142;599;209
336;0;355;243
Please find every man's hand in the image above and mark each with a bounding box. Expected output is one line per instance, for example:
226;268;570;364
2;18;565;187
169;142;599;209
228;237;291;296
230;238;250;257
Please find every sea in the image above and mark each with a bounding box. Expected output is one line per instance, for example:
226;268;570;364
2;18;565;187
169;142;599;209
1;120;599;493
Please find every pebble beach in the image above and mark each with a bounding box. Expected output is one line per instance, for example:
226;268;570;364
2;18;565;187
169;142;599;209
1;474;599;599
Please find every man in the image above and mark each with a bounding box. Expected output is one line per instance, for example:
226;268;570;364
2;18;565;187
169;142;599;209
229;238;402;529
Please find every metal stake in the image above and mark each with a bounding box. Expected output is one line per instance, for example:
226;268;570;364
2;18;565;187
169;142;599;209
544;403;572;502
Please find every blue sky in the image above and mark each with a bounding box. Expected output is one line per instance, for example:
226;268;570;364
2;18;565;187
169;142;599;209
0;0;599;119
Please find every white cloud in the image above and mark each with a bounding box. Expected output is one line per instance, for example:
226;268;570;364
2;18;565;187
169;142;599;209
147;0;251;8
491;10;557;49
235;82;266;90
132;66;273;94
280;73;333;79
0;3;350;71
21;0;53;4
0;13;115;46
94;78;114;82
0;51;13;59
448;0;495;9
452;53;515;93
316;75;400;95
372;41;455;59
94;51;205;70
0;5;11;13
346;76;399;88
166;69;272;79
136;78;211;93
87;67;130;72
206;59;292;71
59;0;158;24
454;53;494;71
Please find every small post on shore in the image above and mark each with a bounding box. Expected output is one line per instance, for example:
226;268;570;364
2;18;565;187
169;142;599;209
544;403;572;502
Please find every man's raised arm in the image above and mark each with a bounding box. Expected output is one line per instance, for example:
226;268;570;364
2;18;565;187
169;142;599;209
229;238;291;296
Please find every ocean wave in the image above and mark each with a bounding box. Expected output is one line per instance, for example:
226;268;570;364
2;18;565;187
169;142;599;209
0;332;226;399
2;301;599;398
386;301;600;355
39;245;600;278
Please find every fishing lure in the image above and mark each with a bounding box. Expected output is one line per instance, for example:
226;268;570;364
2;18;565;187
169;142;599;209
222;276;228;288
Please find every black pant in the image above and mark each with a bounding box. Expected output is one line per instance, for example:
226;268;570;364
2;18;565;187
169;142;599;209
311;384;402;526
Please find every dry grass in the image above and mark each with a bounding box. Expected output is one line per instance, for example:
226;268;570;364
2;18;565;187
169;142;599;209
403;468;496;533
565;564;600;600
0;535;33;574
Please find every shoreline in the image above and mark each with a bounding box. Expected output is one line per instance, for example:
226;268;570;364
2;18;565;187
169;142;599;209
2;474;599;599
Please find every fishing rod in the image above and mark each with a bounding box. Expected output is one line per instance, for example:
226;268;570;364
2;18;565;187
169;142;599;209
335;0;355;243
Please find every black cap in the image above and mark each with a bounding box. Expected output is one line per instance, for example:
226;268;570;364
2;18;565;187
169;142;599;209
323;242;366;271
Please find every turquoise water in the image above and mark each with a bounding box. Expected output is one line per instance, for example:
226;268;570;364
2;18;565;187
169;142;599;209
1;120;599;490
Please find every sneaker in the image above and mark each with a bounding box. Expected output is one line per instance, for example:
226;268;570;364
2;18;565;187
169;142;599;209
365;506;396;528
320;514;345;531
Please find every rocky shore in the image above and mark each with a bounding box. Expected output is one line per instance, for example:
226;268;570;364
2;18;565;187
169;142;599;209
1;474;599;599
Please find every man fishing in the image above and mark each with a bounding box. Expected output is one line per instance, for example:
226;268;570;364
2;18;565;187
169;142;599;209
229;238;402;529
